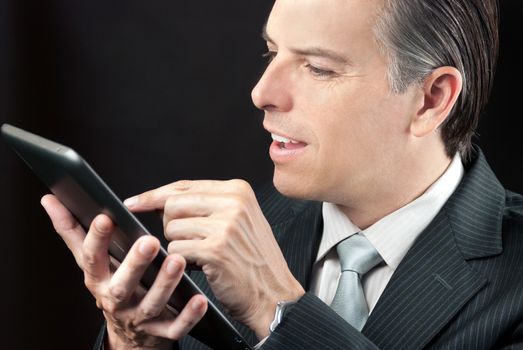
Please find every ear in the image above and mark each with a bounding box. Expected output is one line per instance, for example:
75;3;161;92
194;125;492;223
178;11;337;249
411;66;463;137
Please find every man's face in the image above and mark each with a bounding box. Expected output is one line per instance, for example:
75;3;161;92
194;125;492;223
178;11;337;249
252;0;420;204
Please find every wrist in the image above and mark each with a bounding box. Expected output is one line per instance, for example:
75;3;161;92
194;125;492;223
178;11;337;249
269;298;299;332
252;287;305;339
104;324;125;350
105;322;141;350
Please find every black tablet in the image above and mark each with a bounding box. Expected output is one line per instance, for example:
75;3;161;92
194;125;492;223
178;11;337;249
1;123;251;350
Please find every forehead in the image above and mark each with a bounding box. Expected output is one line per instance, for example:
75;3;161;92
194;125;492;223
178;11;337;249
266;0;384;50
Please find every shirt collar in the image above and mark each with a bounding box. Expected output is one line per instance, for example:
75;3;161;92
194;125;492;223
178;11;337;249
318;154;464;270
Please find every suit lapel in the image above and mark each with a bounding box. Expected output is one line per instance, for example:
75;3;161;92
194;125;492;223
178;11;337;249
362;211;488;349
363;148;505;349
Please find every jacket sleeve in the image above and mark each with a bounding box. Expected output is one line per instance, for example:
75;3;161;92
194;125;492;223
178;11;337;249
261;293;379;350
92;322;106;350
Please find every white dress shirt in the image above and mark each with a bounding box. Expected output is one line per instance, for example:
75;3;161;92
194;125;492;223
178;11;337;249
309;154;464;314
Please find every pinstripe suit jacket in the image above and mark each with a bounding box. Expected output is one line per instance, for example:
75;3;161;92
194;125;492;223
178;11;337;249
95;148;523;349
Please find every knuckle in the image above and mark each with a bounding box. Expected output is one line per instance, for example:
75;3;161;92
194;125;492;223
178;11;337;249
83;274;96;292
103;298;119;314
138;190;155;203
218;215;242;238
166;328;184;340
140;304;162;320
169;316;197;339
164;221;175;239
82;250;99;269
179;315;197;330
230;178;251;192
228;192;250;211
192;193;207;205
165;195;176;208
172;180;192;190
164;195;183;218
223;196;243;217
232;204;248;222
57;213;80;230
222;220;237;237
108;284;128;303
207;239;225;261
228;196;243;210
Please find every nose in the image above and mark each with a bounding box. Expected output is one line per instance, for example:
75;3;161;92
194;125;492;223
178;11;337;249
251;57;293;113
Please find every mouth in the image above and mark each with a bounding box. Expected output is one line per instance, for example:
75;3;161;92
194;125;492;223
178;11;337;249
271;133;307;150
267;131;308;164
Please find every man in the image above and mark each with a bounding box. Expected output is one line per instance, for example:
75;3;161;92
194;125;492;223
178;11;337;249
41;0;523;349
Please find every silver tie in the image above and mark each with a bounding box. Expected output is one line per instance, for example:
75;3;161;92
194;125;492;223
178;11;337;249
330;234;382;331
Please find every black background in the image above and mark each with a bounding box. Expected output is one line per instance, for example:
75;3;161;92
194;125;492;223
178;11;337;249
0;1;521;348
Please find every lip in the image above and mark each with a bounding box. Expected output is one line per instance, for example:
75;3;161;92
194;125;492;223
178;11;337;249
269;140;308;164
263;125;306;145
264;126;308;164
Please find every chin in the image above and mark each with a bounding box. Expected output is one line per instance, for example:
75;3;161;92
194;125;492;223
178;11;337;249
272;171;316;200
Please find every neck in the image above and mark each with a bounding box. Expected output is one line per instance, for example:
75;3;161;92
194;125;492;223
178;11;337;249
338;148;453;230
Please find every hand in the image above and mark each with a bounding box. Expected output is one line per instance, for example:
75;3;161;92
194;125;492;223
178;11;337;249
40;194;208;350
124;179;305;339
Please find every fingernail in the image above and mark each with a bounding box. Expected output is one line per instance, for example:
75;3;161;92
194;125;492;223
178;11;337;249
124;196;138;208
192;298;204;311
95;217;108;233
139;241;155;257
166;260;179;275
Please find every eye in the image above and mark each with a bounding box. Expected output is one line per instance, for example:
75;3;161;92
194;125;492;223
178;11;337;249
305;64;336;78
262;51;277;63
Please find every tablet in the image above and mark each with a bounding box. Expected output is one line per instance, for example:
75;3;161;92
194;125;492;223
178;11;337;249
1;123;252;350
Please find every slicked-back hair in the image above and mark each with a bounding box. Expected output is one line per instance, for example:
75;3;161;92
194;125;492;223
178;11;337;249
374;0;499;159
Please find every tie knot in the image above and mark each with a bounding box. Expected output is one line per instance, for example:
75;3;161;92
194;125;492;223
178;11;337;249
336;234;382;275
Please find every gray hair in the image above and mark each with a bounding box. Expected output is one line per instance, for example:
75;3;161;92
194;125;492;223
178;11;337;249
373;0;499;159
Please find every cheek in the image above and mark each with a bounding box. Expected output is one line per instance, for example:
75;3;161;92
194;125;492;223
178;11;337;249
332;84;408;141
312;89;379;152
309;85;409;176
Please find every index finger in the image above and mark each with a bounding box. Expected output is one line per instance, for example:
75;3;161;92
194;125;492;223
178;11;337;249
121;181;189;212
123;179;253;212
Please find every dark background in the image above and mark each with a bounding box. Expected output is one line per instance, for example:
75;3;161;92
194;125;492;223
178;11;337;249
0;1;521;348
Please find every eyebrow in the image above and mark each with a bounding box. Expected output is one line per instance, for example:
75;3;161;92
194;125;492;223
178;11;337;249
261;24;351;65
